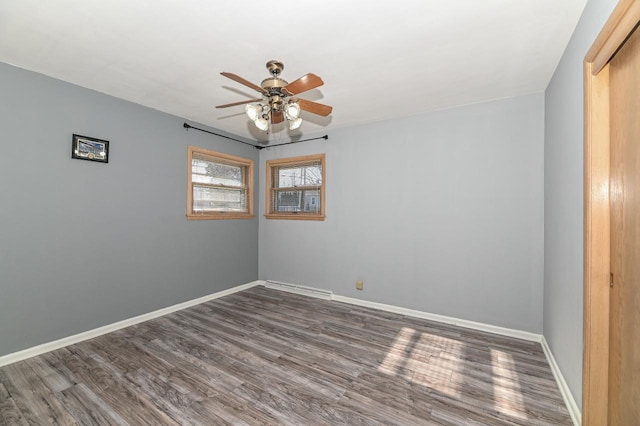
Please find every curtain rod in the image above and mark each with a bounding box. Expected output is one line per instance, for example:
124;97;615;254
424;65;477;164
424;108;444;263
183;122;328;150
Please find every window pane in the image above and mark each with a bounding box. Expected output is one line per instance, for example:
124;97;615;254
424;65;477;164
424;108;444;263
273;189;321;213
193;185;246;212
302;189;321;213
275;162;321;188
192;158;243;187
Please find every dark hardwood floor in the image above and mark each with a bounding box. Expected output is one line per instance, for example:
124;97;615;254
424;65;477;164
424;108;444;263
0;286;572;425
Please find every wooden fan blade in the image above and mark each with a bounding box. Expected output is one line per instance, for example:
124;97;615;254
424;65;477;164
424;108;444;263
271;110;284;124
215;98;262;108
220;72;266;94
297;98;333;116
283;73;324;95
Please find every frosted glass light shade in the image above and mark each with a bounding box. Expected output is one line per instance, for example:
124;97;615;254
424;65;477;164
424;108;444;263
254;117;269;131
284;102;300;119
245;104;261;121
289;117;302;130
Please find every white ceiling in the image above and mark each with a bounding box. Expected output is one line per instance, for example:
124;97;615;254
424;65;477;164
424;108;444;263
0;0;587;143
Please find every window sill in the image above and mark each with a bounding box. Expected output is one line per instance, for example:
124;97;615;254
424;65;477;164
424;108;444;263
264;213;325;221
187;213;254;220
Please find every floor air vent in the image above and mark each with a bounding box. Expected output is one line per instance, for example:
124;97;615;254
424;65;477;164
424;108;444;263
264;281;333;300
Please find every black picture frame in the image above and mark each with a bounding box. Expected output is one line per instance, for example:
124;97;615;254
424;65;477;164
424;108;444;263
72;134;109;163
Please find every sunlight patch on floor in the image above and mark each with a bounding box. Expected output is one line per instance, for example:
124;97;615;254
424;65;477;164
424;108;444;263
378;327;461;398
490;349;528;420
378;327;415;377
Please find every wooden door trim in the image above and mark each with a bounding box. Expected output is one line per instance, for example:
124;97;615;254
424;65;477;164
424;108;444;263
586;0;640;74
583;1;640;424
583;60;610;426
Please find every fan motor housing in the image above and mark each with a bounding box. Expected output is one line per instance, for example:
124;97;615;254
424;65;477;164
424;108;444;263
261;77;288;90
261;76;290;111
270;95;284;111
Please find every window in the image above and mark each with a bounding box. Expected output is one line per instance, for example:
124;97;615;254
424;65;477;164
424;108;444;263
187;146;254;220
266;154;325;221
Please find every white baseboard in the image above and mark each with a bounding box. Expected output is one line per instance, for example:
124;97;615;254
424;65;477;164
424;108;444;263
0;280;264;368
331;294;542;342
541;336;581;426
264;280;333;300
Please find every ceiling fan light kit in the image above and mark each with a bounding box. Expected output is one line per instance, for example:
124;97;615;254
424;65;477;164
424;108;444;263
217;60;333;133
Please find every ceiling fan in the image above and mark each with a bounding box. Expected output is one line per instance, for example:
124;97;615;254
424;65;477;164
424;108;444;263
216;60;332;131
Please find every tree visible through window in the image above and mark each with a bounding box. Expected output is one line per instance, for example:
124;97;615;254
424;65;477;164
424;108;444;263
266;154;325;220
187;146;254;220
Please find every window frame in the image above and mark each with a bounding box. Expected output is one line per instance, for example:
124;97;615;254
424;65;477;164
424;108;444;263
265;153;325;221
187;145;254;220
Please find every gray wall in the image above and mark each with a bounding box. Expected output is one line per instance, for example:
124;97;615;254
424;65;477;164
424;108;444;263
543;0;617;410
0;62;259;357
259;93;545;333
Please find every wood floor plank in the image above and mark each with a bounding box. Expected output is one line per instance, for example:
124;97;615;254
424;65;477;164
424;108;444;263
0;286;572;425
48;348;179;426
132;336;283;424
58;383;130;426
0;362;77;425
0;382;29;426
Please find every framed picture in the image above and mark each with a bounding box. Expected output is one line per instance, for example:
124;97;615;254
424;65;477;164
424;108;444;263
72;134;109;163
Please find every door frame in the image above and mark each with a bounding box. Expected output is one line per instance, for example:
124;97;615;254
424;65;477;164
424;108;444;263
583;0;640;424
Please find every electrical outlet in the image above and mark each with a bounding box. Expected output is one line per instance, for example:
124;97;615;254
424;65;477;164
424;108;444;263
356;280;364;290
